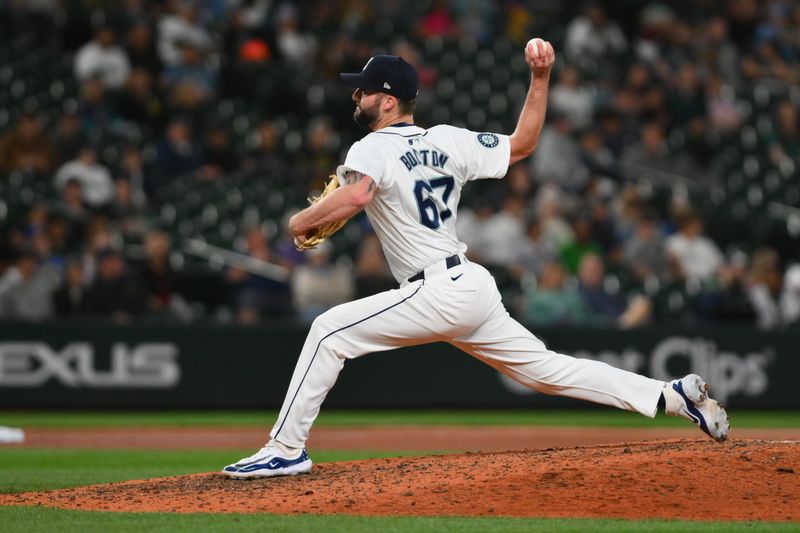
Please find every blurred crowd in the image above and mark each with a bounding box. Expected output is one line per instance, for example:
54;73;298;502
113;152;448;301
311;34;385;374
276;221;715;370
0;0;799;328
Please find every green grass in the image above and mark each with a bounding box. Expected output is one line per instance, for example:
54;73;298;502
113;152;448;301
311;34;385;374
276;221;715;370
2;507;798;533
2;410;798;531
0;449;429;494
3;409;800;428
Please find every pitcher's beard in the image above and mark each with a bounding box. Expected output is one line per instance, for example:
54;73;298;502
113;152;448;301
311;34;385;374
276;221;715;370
353;104;379;130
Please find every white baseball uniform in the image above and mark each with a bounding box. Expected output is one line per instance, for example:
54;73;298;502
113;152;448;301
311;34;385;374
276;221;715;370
270;123;664;448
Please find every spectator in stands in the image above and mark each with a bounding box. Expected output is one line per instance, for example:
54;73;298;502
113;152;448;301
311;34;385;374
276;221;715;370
705;75;741;132
137;230;182;316
52;112;87;163
754;36;799;87
156;119;203;177
619;121;695;181
480;195;527;269
116;146;149;205
695;251;755;324
109;178;148;240
0;112;57;173
19;203;49;241
549;65;594;131
163;39;217;107
768;100;799;166
530;112;587;191
514;219;559;279
81;217;119;276
623;210;668;282
226;226;291;323
663;19;695;68
587;198;619;261
632;3;676;65
579;128;620;182
30;228;64;271
782;265;800;327
53;258;87;317
612;185;645;242
227;0;270;35
596;109;627;158
665;208;724;284
291;242;354;322
504;163;535;204
747;247;785;329
353;234;395;298
726;0;760;52
200;124;237;179
668;63;707;130
614;63;655;121
125;21;162;74
561;213;602;274
564;2;627;66
521;261;589;326
695;16;739;83
419;0;457;39
117;68;166;130
43;212;74;259
533;184;574;248
272;211;307;270
74;24;131;90
77;77;117;132
83;247;146;321
275;4;318;67
0;249;60;321
300;116;339;189
50;178;89;250
455;197;495;264
54;146;115;209
451;0;495;43
243;120;293;185
577;253;651;328
158;1;212;67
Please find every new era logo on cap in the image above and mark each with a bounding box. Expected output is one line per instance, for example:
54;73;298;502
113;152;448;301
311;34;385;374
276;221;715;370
340;55;419;101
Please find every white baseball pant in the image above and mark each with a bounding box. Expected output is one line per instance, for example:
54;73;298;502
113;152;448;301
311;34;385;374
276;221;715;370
270;256;664;448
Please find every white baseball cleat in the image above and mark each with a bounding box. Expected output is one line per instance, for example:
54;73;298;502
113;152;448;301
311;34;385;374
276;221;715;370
222;443;312;479
663;374;730;442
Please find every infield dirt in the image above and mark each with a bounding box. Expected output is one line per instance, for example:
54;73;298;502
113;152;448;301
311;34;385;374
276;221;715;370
3;439;798;521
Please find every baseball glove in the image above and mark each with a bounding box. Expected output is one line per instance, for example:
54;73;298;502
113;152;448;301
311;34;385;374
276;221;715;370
295;174;347;250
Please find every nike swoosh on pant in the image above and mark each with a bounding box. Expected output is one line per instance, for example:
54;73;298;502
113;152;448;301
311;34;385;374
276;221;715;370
451;273;463;281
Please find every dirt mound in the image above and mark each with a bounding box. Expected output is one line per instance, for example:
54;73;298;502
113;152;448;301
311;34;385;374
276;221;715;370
3;439;798;521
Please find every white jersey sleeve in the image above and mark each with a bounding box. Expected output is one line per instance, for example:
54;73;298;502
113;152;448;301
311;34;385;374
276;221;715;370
342;139;388;187
429;125;510;185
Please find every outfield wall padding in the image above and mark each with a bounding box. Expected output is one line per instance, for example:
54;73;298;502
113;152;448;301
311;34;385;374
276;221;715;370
0;322;795;408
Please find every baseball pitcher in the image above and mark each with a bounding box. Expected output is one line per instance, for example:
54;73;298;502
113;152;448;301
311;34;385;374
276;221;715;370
223;39;729;478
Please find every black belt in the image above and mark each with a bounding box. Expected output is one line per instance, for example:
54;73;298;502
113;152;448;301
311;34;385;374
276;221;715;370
408;255;461;283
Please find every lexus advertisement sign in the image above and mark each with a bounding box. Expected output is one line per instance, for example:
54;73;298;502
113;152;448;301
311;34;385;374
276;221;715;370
0;323;796;408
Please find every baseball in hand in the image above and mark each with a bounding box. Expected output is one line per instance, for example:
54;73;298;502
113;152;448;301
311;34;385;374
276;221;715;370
524;38;555;72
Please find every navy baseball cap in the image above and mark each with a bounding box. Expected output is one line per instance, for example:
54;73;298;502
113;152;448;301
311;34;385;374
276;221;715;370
340;55;419;101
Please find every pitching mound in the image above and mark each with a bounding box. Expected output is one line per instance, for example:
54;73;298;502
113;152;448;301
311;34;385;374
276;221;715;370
3;439;798;521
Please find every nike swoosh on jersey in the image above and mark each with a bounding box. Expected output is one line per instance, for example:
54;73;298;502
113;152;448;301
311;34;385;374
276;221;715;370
451;273;463;281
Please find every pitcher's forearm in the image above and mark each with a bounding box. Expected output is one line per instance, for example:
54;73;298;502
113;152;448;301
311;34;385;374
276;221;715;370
509;38;556;165
289;175;376;236
509;74;551;163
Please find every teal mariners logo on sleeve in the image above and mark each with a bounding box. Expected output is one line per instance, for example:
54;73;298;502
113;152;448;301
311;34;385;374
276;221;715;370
477;133;499;148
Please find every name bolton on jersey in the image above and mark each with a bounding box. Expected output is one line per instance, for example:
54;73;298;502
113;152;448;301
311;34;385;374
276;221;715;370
399;148;449;172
